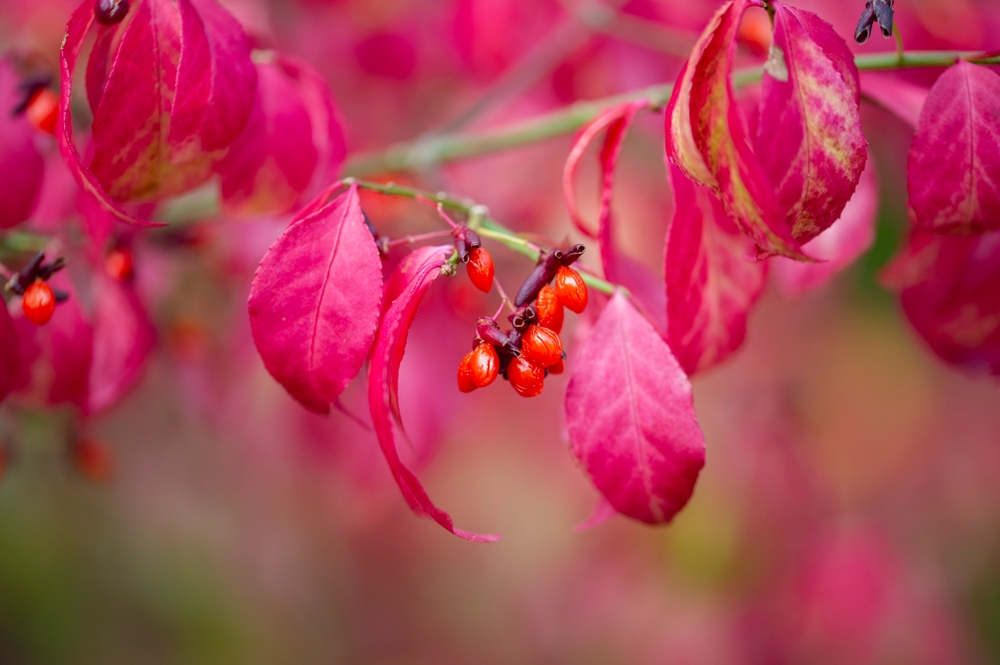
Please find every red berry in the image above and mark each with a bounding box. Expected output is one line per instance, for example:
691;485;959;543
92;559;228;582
22;280;56;325
508;357;544;398
520;325;562;368
457;352;478;393
466;247;494;293
548;359;565;375
72;438;115;483
470;343;499;387
95;0;130;25
105;247;134;282
534;285;564;333
25;88;58;136
554;266;588;314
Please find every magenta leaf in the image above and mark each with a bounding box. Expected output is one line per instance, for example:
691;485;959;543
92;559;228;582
665;164;768;376
88;273;156;414
0;303;17;403
882;229;1000;376
45;275;93;408
218;55;346;216
566;291;706;524
860;73;929;129
756;3;867;245
773;158;879;296
368;246;499;542
907;61;1000;234
0;60;43;229
665;0;804;259
249;184;383;414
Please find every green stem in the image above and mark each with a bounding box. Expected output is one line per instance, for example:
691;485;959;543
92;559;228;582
344;49;1000;177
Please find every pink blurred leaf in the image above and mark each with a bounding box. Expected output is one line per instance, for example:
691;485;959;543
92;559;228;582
756;3;867;244
88;274;156;414
566;291;706;524
882;229;1000;375
249;184;383;414
573;495;618;533
665;164;768;376
0;60;43;229
773;158;879;296
860;73;929;129
907;61;1000;234
0;303;16;403
218;55;345;216
665;0;804;259
45;276;93;408
368;246;499;542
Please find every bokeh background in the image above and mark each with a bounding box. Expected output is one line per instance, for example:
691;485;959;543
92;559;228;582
1;0;1000;662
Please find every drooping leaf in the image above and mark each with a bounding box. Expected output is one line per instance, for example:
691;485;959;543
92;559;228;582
882;229;1000;376
566;291;706;524
773;158;879;296
368;246;499;542
88;273;156;414
217;55;346;216
0;303;17;403
665;0;804;259
860;73;929;129
665;164;768;376
249;184;383;414
756;3;867;244
907;61;1000;234
0;59;43;229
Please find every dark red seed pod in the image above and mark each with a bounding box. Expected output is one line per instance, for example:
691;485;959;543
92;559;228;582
548;358;565;375
457;352;478;393
470;343;499;387
534;285;564;333
514;250;564;307
507;305;537;332
466;247;494;293
452;225;482;263
559;244;586;266
507;357;545;398
477;318;510;348
554;266;588;314
520;325;562;369
95;0;130;25
22;280;56;325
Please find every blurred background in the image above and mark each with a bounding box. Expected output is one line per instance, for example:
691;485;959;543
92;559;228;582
1;0;1000;662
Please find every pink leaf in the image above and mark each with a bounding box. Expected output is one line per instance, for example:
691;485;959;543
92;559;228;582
248;184;383;414
0;60;43;229
45;276;93;408
0;303;17;403
882;229;1000;376
88;274;156;415
860;73;929;129
773;158;879;296
566;291;706;524
368;246;499;542
218;55;345;216
907;61;1000;234
665;164;768;376
573;495;618;533
665;0;804;259
756;4;867;244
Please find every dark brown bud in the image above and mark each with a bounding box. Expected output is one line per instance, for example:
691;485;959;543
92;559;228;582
95;0;130;25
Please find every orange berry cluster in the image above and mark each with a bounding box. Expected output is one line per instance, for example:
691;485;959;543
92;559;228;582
5;251;68;326
457;244;589;398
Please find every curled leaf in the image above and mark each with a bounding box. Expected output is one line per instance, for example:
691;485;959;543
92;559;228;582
249;184;383;414
665;164;768;375
566;291;706;524
368;246;499;542
907;61;1000;234
0;60;44;229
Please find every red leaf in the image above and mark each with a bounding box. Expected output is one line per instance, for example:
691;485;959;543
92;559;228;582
773;158;879;296
566;291;706;524
907;61;1000;234
249;184;383;414
0;60;43;229
665;0;804;259
882;229;1000;376
665;164;768;376
756;4;867;244
0;303;17;403
368;246;499;542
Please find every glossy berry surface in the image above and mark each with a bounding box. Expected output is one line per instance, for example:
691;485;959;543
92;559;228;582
22;280;56;325
466;247;494;293
520;325;562;368
507;357;544;398
470;343;499;387
457;352;478;393
534;285;564;333
554;266;588;314
25;88;58;136
95;0;130;25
